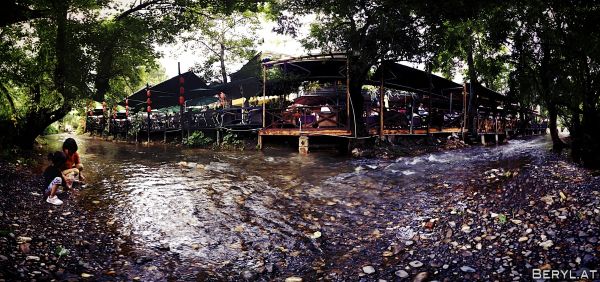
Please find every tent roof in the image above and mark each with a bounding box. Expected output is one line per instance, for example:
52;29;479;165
124;71;210;110
209;77;263;100
266;54;348;81
230;53;262;81
467;83;507;110
371;62;463;96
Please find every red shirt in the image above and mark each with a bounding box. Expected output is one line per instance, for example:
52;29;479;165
63;152;80;170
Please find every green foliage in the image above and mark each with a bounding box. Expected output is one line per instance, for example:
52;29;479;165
498;214;507;224
220;132;243;150
55;245;70;261
184;131;213;147
186;11;261;83
127;115;144;137
42;123;59;135
0;0;261;148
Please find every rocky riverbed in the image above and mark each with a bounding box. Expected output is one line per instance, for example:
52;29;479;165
0;135;598;281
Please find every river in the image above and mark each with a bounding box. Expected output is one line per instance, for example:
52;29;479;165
39;134;551;280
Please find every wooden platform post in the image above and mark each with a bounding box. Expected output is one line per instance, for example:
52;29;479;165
495;134;499;144
481;134;486;146
262;64;266;129
299;135;309;154
379;68;384;140
257;135;263;150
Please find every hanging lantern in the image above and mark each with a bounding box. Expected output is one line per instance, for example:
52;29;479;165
147;105;152;113
125;98;129;106
179;96;185;106
146;89;151;98
179;86;185;95
88;110;93;116
179;76;184;84
146;98;152;105
126;106;129;117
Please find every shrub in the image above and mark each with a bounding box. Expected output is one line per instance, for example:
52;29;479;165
184;131;213;147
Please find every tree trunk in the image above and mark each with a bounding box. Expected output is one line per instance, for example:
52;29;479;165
547;103;564;151
347;56;370;136
466;33;478;138
4;102;72;149
570;111;582;164
220;43;227;84
579;55;600;168
539;40;565;150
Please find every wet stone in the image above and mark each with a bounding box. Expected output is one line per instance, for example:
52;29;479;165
409;260;423;268
413;272;428;282
395;270;409;278
362;265;376;274
460;266;476;273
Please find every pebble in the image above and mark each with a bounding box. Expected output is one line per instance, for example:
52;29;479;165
362;265;375;274
539;240;554;249
518;236;529;242
395;270;409;278
409;260;423;268
460;266;476;273
242;270;253;279
413;272;428;282
26;256;40;261
285;277;303;282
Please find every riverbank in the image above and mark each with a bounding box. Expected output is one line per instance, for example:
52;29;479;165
1;136;598;281
366;148;600;281
0;160;128;281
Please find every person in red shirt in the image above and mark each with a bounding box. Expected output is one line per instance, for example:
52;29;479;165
62;138;85;187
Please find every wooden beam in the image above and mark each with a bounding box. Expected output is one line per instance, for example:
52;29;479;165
262;64;266;128
379;68;384;139
259;128;352;137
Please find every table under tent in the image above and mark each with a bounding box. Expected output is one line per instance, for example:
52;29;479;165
258;54;354;141
369;62;466;137
122;71;269;142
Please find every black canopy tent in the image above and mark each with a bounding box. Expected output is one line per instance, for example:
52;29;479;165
209;77;263;100
123;71;210;111
267;55;348;82
468;83;507;113
371;62;465;111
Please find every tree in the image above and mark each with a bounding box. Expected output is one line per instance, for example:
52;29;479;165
0;0;261;149
417;0;512;138
272;0;424;135
186;11;261;84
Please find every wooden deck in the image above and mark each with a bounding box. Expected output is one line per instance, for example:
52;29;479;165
369;127;463;136
259;128;353;136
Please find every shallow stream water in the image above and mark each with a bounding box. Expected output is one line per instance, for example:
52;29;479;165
38;134;549;280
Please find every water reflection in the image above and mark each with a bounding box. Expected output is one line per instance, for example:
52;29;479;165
39;134;548;278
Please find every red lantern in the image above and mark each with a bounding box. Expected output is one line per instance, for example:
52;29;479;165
179;86;185;95
146;98;152;105
125;99;129;106
146;89;151;98
179;96;185;105
179;76;184;84
147;105;152;113
88;111;92;116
